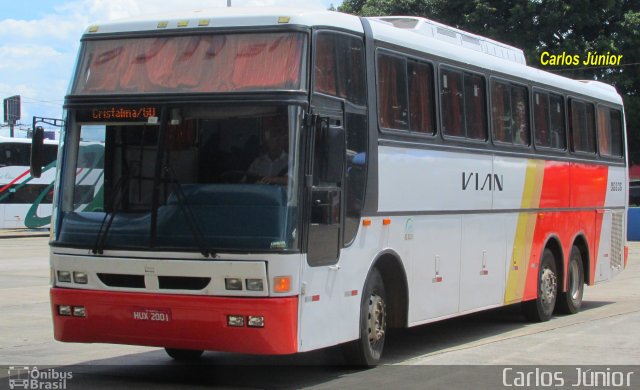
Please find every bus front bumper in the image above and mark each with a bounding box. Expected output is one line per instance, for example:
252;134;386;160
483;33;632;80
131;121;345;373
50;287;298;354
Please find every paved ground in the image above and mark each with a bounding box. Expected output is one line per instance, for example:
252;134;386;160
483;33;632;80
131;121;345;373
0;235;638;389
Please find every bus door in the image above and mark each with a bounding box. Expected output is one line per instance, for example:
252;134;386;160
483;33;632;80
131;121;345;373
305;105;345;266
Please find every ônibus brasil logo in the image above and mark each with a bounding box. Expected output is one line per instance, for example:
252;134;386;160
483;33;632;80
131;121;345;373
7;366;72;390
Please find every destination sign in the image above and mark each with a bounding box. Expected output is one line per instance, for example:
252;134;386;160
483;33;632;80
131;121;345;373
77;106;159;122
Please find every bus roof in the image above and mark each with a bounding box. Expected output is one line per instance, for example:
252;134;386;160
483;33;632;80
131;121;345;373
83;7;622;106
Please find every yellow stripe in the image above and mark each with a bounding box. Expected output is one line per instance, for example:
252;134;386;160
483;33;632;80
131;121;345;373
504;160;545;303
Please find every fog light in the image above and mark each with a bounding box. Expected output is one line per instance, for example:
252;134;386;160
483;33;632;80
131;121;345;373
225;278;243;291
57;271;71;283
247;316;264;328
58;305;72;316
73;271;88;284
73;306;86;317
227;315;244;327
246;279;264;291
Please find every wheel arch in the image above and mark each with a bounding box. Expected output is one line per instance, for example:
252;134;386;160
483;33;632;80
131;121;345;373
369;249;409;328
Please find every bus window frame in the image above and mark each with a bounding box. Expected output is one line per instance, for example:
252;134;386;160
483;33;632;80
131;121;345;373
488;76;532;151
438;63;489;145
375;48;439;141
567;96;597;158
596;103;625;161
531;87;568;154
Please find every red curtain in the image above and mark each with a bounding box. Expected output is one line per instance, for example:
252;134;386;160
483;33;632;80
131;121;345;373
378;55;406;129
408;62;433;133
75;33;305;94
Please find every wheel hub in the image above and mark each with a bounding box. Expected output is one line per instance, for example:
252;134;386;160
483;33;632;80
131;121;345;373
367;294;386;344
541;267;557;308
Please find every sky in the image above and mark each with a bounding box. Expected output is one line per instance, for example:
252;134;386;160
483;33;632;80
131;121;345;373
0;0;343;138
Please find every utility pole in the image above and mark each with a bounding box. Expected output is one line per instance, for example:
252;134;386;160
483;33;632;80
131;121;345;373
227;0;231;7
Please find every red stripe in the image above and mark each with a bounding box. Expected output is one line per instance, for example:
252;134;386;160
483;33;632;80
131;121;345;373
0;168;31;194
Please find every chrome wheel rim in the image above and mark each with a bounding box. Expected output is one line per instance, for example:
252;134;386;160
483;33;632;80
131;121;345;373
540;266;557;310
367;293;386;348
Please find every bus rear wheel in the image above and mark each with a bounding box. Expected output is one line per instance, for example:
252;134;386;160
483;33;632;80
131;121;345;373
342;268;387;367
165;348;204;361
556;246;584;314
522;248;557;322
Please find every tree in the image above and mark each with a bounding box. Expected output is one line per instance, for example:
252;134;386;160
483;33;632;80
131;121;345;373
339;0;640;165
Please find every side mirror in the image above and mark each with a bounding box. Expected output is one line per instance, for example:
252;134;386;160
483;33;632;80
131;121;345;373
30;126;45;178
317;119;345;184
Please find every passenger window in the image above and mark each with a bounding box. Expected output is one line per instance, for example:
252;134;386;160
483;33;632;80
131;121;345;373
598;107;624;157
407;60;436;134
314;32;366;106
464;74;487;140
570;99;596;154
378;53;409;130
440;68;487;140
440;69;464;137
491;81;530;145
534;91;565;150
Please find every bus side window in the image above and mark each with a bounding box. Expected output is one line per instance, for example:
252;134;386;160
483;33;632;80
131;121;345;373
314;32;366;106
570;99;596;154
440;69;464;137
377;53;409;130
598;107;624;157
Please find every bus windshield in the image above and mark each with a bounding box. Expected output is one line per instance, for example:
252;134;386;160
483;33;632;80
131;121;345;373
56;104;301;253
72;32;306;95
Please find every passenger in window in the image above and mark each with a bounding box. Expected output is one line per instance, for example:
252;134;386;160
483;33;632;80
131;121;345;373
513;101;529;145
247;116;289;185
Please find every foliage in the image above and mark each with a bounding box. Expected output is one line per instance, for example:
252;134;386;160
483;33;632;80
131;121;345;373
338;0;640;164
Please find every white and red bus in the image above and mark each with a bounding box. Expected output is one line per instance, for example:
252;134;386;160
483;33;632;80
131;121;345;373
0;136;58;229
37;8;627;365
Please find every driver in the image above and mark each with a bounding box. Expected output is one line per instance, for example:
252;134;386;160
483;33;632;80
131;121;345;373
247;115;288;184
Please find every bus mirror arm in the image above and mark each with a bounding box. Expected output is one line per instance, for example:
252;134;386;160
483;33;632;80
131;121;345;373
30;126;45;178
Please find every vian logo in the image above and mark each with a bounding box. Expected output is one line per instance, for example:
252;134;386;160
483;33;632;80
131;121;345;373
462;172;504;192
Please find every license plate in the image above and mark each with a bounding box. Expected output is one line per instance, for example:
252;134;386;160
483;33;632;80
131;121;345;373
132;308;171;322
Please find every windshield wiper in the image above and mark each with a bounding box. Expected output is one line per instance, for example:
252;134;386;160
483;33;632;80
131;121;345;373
92;169;129;255
163;164;214;258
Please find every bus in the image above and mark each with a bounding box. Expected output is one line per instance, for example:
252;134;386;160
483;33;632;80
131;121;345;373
36;8;628;366
0;136;58;229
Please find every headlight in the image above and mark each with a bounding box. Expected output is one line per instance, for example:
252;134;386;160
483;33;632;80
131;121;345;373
73;271;88;284
57;271;71;283
246;279;264;291
224;278;243;291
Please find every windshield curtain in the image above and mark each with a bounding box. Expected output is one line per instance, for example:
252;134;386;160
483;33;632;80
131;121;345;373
56;105;301;253
73;32;306;95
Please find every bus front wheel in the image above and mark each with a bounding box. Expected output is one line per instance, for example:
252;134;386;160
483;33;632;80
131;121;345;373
522;248;557;322
342;268;387;367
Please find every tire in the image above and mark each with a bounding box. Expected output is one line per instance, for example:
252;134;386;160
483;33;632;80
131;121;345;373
522;248;558;322
556;246;585;314
165;348;204;361
342;268;387;367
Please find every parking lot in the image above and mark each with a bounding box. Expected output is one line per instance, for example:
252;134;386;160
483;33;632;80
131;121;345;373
1;236;639;389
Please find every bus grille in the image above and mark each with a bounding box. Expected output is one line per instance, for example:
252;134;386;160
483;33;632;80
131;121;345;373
97;273;211;290
611;212;624;269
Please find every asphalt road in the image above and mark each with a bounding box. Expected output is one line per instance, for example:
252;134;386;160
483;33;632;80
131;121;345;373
1;236;639;389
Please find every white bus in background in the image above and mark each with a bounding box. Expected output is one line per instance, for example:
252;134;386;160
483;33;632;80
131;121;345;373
37;8;627;366
0;136;58;229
